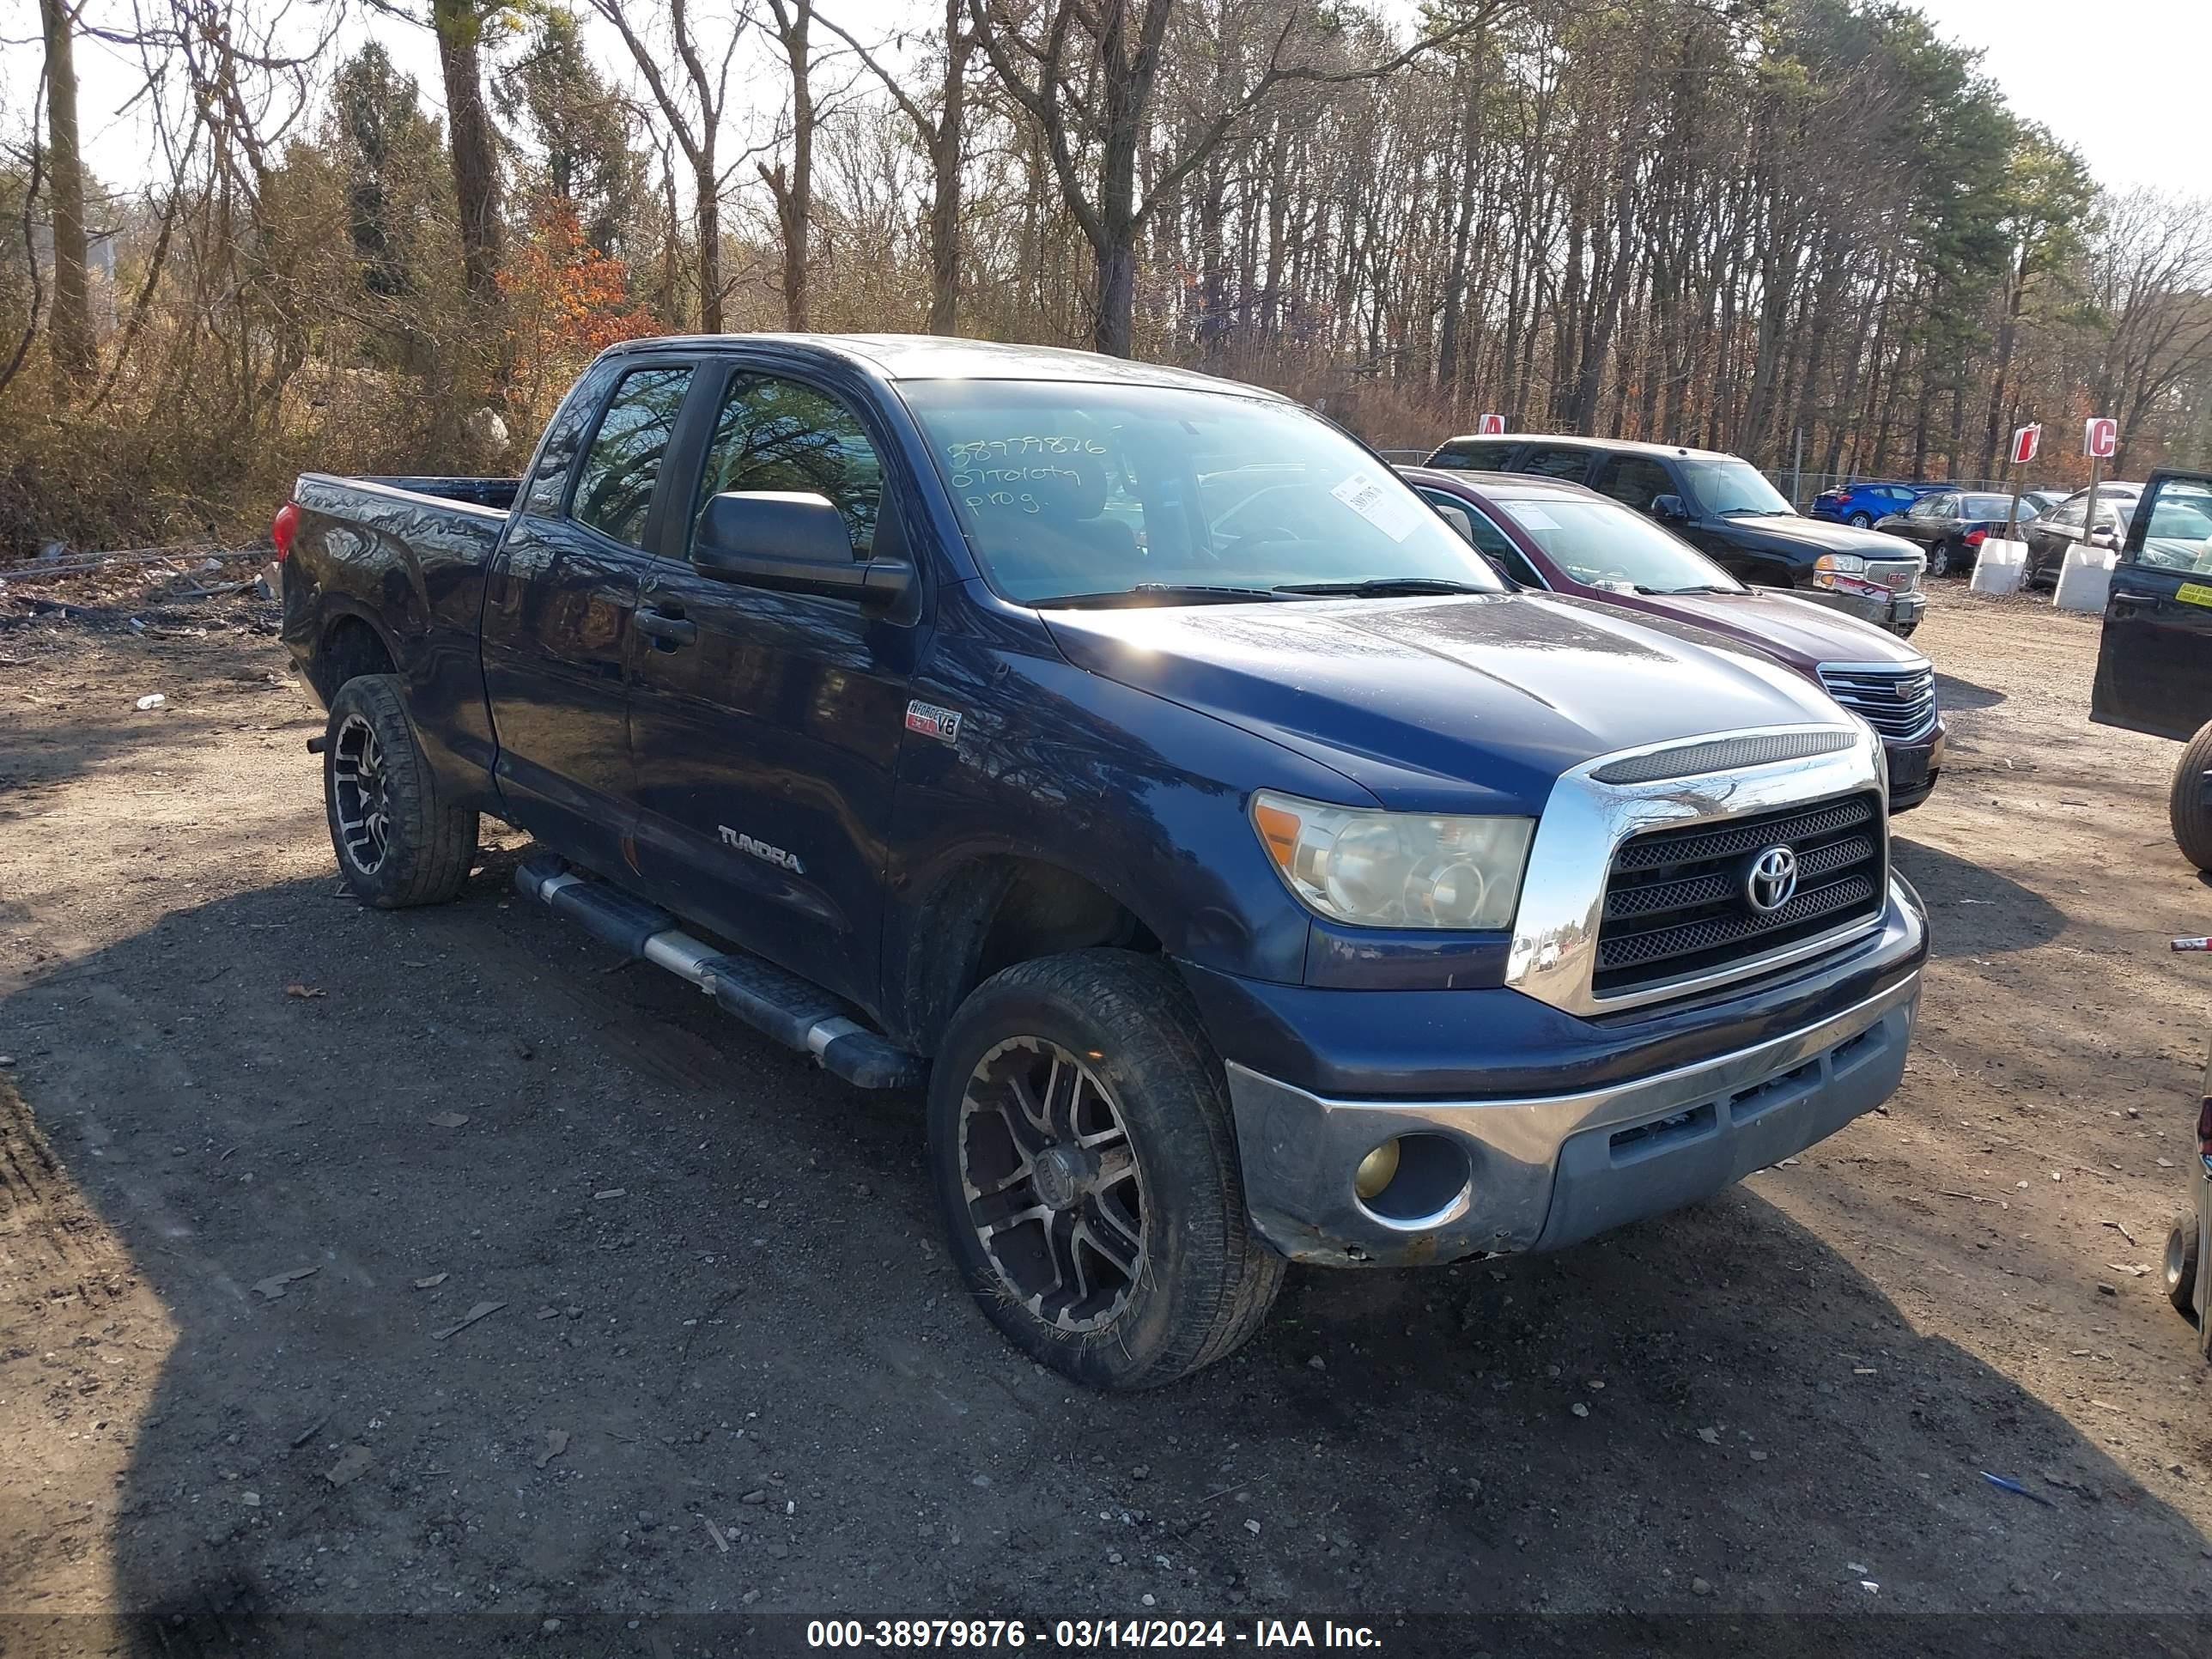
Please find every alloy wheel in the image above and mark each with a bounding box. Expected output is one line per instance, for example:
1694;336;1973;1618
957;1036;1147;1334
331;714;392;875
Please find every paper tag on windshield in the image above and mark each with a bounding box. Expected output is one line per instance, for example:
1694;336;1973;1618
1331;471;1420;542
1510;504;1560;531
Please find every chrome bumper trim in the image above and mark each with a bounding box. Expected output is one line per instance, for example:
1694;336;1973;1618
1226;957;1921;1267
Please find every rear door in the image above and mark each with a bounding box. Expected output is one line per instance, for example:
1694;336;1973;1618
481;355;698;873
623;362;921;1006
2093;471;2212;739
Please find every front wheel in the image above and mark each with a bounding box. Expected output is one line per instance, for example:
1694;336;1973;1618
2168;720;2212;874
927;951;1285;1389
323;674;478;908
2166;1211;2201;1321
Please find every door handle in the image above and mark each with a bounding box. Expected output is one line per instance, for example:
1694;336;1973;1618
635;610;697;647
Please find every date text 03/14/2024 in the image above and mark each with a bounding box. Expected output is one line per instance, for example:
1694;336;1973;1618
804;1620;1383;1649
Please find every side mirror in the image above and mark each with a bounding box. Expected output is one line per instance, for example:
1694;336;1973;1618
1431;501;1474;542
1650;494;1687;521
694;490;911;606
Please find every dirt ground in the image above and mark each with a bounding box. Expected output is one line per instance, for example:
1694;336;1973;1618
3;567;2212;1656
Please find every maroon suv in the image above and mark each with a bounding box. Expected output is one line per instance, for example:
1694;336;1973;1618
1403;467;1943;810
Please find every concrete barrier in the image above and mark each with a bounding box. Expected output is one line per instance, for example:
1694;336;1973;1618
2052;544;2117;613
1970;538;2027;596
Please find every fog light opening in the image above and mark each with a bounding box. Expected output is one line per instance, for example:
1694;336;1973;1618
1354;1132;1473;1226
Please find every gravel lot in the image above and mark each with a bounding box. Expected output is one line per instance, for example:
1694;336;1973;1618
3;576;2210;1656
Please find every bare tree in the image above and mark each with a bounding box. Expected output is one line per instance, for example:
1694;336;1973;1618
817;0;974;334
39;0;94;388
969;0;1499;356
434;0;506;302
591;0;746;331
757;0;816;330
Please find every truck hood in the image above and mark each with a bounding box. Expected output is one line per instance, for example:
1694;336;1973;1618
1042;592;1852;815
1624;588;1928;672
1723;514;1924;564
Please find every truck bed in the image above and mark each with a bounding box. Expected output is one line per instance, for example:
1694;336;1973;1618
281;471;526;801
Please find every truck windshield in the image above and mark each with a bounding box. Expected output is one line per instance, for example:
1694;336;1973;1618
1494;495;1745;596
1680;459;1793;518
900;380;1503;605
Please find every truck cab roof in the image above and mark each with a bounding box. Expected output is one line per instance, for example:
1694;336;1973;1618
599;332;1285;398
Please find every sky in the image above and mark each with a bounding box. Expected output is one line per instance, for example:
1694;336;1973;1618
1911;0;2210;193
3;0;2208;200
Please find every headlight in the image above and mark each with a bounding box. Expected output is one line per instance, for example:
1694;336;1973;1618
1250;791;1533;930
1812;552;1868;592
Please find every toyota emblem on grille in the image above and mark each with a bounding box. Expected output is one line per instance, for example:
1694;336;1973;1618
1744;845;1800;914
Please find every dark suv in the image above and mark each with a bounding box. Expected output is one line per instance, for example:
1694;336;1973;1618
1426;434;1926;637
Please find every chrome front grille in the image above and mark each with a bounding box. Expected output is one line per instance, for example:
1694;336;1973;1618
1817;665;1939;741
1593;793;1887;998
1864;560;1922;593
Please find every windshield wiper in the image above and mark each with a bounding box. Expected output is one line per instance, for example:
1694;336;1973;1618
1644;583;1741;595
1031;583;1285;609
1272;576;1492;598
1713;507;1773;518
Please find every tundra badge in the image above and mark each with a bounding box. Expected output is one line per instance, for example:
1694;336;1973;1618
719;825;804;875
905;700;963;744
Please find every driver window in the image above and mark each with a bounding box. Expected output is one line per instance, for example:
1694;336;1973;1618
693;373;884;557
1420;493;1542;586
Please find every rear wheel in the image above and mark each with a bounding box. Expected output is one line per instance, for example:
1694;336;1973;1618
323;674;477;908
1928;539;1956;578
2167;720;2212;874
2166;1211;2201;1321
927;950;1284;1389
1847;511;1874;528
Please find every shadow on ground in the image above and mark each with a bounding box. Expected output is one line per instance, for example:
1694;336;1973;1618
1;866;2206;1658
1935;672;2007;713
1890;837;2066;959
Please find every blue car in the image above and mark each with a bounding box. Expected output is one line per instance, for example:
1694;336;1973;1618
1810;480;1948;527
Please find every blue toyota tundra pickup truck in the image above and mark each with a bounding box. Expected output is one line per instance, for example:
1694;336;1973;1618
275;335;1928;1389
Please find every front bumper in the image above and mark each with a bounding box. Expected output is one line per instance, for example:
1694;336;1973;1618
1795;586;1925;637
1886;724;1945;812
1206;873;1926;1268
1226;969;1918;1267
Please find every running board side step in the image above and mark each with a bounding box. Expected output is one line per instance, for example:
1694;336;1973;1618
514;855;926;1090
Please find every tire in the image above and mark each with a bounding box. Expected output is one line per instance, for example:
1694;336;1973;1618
2168;720;2212;874
2166;1211;2201;1321
1847;511;1873;528
927;950;1285;1389
1927;539;1954;579
323;674;478;908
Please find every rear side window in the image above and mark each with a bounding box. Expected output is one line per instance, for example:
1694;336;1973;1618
572;367;694;549
1521;445;1595;482
523;359;623;516
1591;455;1672;513
1430;440;1520;471
693;374;885;556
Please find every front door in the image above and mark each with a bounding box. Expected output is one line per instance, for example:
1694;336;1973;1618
2092;471;2212;740
624;365;921;1006
481;358;696;874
